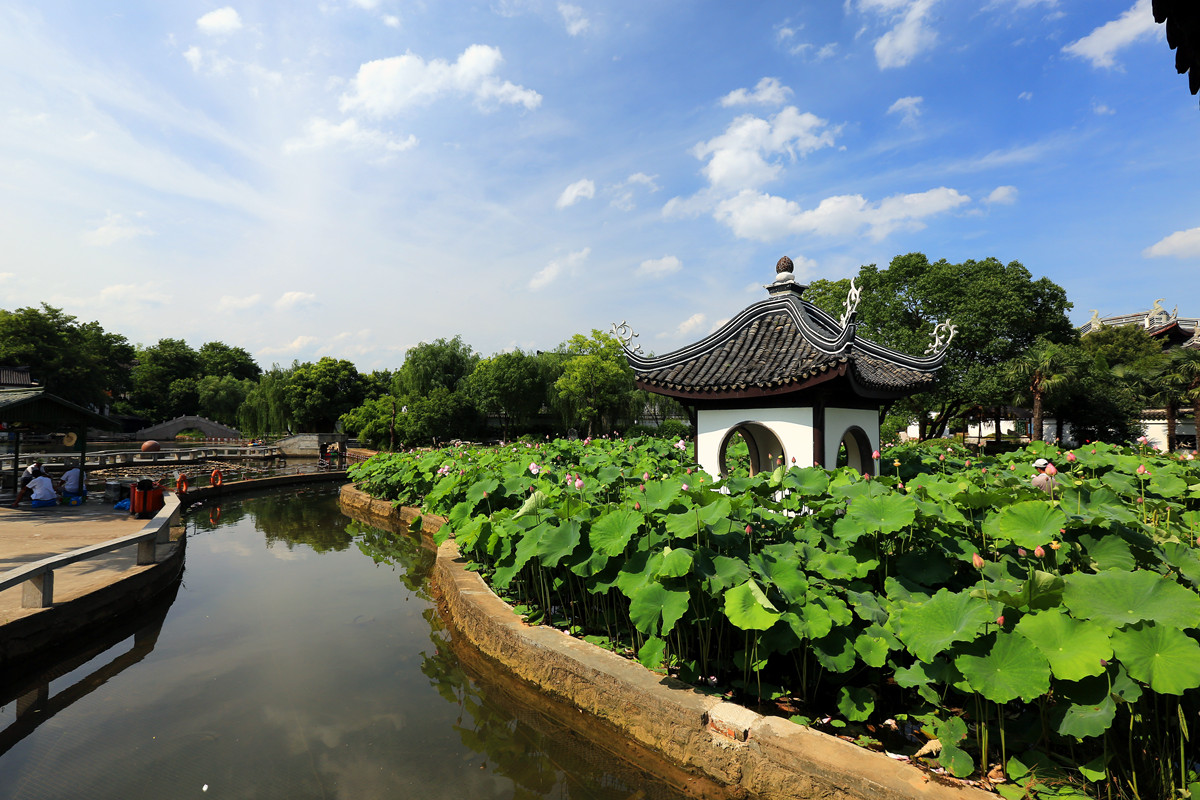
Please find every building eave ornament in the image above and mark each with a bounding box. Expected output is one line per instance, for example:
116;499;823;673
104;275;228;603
610;320;644;355
838;277;862;330
925;320;957;356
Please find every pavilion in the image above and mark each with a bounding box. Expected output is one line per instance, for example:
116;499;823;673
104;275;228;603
616;257;953;478
0;387;120;495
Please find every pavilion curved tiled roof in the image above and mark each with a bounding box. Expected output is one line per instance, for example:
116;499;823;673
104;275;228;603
620;266;951;402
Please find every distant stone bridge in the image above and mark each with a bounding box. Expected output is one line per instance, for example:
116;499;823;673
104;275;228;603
137;415;241;441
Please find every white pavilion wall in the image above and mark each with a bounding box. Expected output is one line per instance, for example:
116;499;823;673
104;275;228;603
695;407;813;478
824;407;880;469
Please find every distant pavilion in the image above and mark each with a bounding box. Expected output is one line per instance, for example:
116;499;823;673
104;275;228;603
616;257;953;478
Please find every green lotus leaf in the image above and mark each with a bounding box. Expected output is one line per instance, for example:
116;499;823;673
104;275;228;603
589;507;645;556
695;495;732;526
837;686;875;722
933;716;974;778
892;588;994;662
1101;470;1138;496
466;476;499;506
513;489;550;519
534;519;581;568
845;586;889;625
983;500;1066;548
657;546;695;578
640;478;682;511
811;628;855;672
1053;674;1117;740
853;628;891;668
1160;542;1200;590
1062;570;1200;631
1148;472;1188;498
749;545;808;604
795;601;832;640
637;635;666;670
724;580;782;631
491;525;544;588
1015;612;1111;681
844;492;917;536
630;581;690;636
995;569;1065;611
1078;534;1135;572
807;550;868;581
956;630;1051;703
782;466;830;496
663;510;700;539
706;555;751;593
1110;622;1200;695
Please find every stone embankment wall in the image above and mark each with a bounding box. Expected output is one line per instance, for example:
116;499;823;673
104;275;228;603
339;484;992;800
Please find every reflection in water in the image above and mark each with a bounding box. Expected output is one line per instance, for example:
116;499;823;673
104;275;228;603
0;486;716;800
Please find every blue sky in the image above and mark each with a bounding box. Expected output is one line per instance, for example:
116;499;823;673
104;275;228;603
1;1;1196;370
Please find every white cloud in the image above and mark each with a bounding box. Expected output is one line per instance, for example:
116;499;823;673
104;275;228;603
98;283;171;306
383;15;401;28
283;117;418;155
720;77;794;107
815;43;838;60
887;95;923;125
1062;0;1159;69
349;0;380;9
339;45;542;116
529;247;589;290
274;291;317;310
638;255;682;278
196;7;243;36
692;106;839;192
183;46;203;72
1092;101;1116;115
712;186;970;242
0;273;13;283
1144;227;1200;258
867;0;939;69
671;313;707;338
259;335;318;356
610;172;659;210
558;4;590;36
985;185;1018;205
1018;91;1033;101
82;212;152;246
217;294;262;313
556;178;595;209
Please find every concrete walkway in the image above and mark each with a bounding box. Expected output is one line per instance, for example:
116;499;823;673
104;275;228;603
0;498;161;626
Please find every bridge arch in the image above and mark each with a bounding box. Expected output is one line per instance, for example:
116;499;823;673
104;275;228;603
137;416;241;440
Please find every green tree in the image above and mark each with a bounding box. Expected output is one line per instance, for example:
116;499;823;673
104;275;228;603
467;350;545;439
197;374;255;426
394;336;479;396
1001;339;1080;442
286;357;367;432
1080;325;1164;371
198;341;261;381
238;364;297;435
0;304;133;409
125;338;202;421
807;253;1075;439
553;330;636;437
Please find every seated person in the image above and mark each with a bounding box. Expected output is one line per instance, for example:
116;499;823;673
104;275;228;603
28;472;59;508
11;461;50;507
61;462;87;499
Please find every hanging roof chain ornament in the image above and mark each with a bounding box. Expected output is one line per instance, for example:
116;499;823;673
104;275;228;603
925;320;958;356
611;320;644;355
838;277;862;329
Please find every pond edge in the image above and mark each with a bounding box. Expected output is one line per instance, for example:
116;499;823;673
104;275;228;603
339;483;995;800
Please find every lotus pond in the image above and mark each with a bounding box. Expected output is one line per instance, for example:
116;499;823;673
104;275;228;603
350;437;1200;799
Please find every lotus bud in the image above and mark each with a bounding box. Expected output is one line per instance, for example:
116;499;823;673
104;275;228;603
1018;547;1027;557
939;454;945;461
1044;464;1057;476
965;460;971;468
981;468;988;474
643;472;650;480
1034;545;1045;557
972;552;984;569
791;456;797;463
681;483;689;490
745;524;752;534
574;478;584;490
1066;451;1076;462
634;501;641;511
639;484;645;492
1136;464;1147;475
996;616;1004;626
1136;496;1144;504
1009;464;1016;471
872;450;881;459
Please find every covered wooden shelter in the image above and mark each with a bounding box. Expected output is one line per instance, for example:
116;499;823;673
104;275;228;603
1;388;120;492
617;257;953;478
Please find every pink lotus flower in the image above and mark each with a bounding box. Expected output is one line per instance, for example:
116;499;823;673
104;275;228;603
634;501;641;511
939;454;945;461
1018;547;1027;557
1066;451;1076;462
745;524;752;534
1044;464;1057;476
1136;496;1144;504
1034;545;1045;557
1136;464;1147;475
972;552;984;569
574;478;584;490
643;472;650;481
681;483;689;491
1138;436;1148;444
996;616;1005;626
674;439;687;451
965;460;971;468
529;462;539;475
981;468;987;474
872;450;881;459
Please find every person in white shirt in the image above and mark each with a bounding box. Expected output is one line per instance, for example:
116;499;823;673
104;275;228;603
11;461;50;507
28;474;59;508
61;463;87;498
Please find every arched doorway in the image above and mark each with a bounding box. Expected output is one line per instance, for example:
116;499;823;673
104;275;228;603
718;422;785;477
834;425;875;476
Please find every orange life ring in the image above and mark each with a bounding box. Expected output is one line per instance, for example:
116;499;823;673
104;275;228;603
177;474;189;493
211;469;224;487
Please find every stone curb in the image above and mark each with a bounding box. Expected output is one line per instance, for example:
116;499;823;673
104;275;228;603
339;484;994;800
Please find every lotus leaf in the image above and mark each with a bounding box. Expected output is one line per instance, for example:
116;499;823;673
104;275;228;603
535;519;581;567
1078;534;1135;572
724;580;782;630
513;489;550;519
853;627;891;667
663;510;701;540
1160;542;1200;589
996;569;1065;611
811;628;855;672
657;546;695;578
630;582;690;635
892;588;995;662
782;466;829;496
1148;472;1188;498
1062;570;1200;631
1054;674;1116;739
1100;471;1137;496
466;476;499;506
807;550;868;581
956;630;1050;703
589;507;644;556
1110;622;1200;695
640;478;682;511
984;500;1066;548
637;635;666;670
844;492;917;535
1015;612;1111;681
793;601;832;639
836;686;875;722
749;545;808;604
932;715;974;778
706;555;751;592
845;586;889;625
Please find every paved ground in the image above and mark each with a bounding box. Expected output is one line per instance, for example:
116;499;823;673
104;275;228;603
0;498;165;625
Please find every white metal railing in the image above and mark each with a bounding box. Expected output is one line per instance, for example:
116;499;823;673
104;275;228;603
0;446;280;472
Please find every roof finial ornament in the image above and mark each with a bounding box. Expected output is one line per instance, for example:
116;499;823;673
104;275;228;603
925;320;957;356
774;255;794;283
838;277;861;329
1087;310;1104;330
610;320;644;355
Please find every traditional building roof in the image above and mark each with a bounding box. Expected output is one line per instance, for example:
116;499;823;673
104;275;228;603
1080;301;1199;345
616;258;953;402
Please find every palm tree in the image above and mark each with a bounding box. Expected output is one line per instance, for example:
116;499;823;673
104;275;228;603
1161;347;1200;450
1003;339;1079;443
